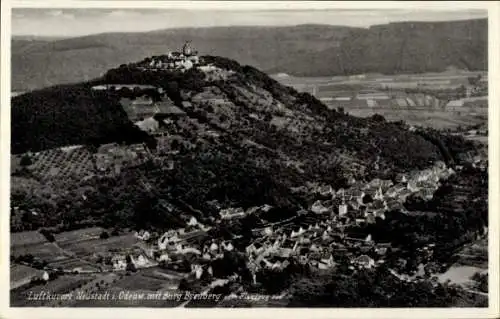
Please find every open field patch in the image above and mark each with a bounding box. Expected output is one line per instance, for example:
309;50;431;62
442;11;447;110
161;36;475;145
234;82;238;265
11;231;48;247
11;243;67;263
48;258;101;272
59;233;139;257
54;227;105;244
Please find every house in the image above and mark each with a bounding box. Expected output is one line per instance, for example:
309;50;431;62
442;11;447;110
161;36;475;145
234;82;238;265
246;243;257;255
112;255;127;271
131;254;151;268
348;200;361;211
399;189;414;201
394;173;408;183
158;230;181;250
187;216;198;227
159;253;170;262
221;241;234;251
317;185;334;197
298;255;308;265
354;255;375;269
407;180;420;192
345;189;365;203
365;234;373;243
191;264;204;279
290;227;306;238
365;213;376;224
209;242;219;252
355;218;366;226
220;208;246;220
420;188;435;200
262;227;273;237
311;200;329;214
135;230;151;241
338;204;348;216
309;243;321;252
318;254;336;270
276;248;294;258
375;246;389;256
369;209;384;220
374;187;384;201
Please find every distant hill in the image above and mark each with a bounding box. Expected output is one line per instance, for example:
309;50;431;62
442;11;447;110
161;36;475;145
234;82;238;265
269;19;487;76
11;19;487;91
11;25;355;91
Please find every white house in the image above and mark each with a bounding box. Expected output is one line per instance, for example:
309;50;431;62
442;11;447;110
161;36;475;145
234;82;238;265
210;242;219;252
159;253;170;262
263;227;273;237
222;241;234;251
187;216;198;227
311;200;329;214
339;204;348;216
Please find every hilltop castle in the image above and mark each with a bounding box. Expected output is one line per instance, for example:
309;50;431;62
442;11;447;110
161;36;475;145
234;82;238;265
146;41;201;71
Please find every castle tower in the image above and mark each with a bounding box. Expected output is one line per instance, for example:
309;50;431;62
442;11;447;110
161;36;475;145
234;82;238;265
182;41;193;56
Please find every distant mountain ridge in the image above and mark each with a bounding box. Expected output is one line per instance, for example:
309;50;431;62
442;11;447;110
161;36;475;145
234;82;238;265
268;18;487;76
11;19;486;91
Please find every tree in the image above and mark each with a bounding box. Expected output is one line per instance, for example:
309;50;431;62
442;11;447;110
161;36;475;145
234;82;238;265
39;229;55;242
126;262;137;272
178;278;190;291
20;154;33;166
372;114;386;122
362;194;373;204
99;231;109;239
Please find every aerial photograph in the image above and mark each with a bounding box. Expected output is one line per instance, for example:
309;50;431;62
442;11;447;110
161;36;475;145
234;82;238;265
9;4;489;308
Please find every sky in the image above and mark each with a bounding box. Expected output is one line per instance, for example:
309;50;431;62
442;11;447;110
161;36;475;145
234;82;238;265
11;8;488;37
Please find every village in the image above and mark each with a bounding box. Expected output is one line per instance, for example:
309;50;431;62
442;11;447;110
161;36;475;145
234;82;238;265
12;149;488;307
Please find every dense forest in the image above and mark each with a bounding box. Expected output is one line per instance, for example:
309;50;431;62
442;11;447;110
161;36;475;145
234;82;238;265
11;84;155;154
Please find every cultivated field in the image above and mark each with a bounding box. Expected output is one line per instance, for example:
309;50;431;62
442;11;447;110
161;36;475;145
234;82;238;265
29;146;95;182
11;231;48;247
58;233;139;258
11;242;67;263
273;70;486;92
274;71;488;130
338;108;487;130
54;227;105;244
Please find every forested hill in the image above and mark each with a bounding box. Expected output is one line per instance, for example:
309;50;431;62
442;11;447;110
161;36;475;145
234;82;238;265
11;19;486;91
10;54;481;232
11;54;476;178
268;18;487;76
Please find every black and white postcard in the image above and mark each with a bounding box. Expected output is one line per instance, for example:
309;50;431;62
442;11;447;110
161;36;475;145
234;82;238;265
1;1;498;318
